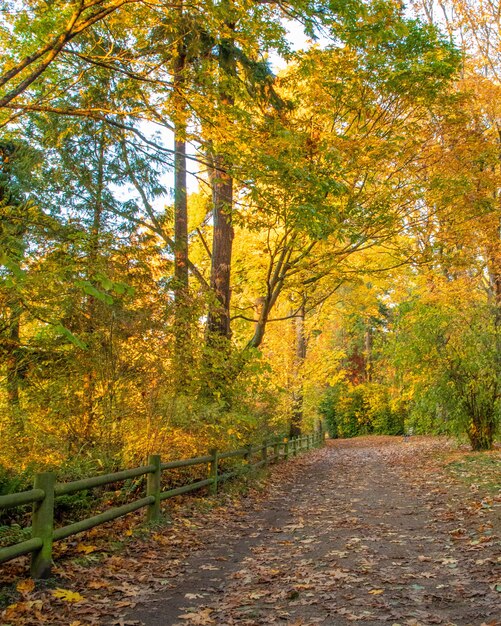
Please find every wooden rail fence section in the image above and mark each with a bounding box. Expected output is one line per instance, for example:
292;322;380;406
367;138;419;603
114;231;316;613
0;431;325;577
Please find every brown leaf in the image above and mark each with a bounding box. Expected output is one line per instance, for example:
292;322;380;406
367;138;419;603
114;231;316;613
178;608;215;624
16;578;35;595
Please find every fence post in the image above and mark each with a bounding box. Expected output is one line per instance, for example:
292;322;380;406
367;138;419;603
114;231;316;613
273;439;279;463
307;435;311;451
284;438;289;460
147;454;161;522
262;441;268;467
244;443;253;466
31;472;55;578
319;423;325;446
209;448;219;495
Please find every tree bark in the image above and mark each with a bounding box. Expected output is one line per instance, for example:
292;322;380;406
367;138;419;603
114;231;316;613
172;31;193;387
207;153;233;340
247;234;297;349
174;135;188;293
290;303;306;438
206;22;236;345
365;323;373;382
466;408;496;451
81;123;105;441
5;298;24;437
0;143;25;439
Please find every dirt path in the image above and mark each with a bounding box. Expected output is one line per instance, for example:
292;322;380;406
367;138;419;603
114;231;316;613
2;437;499;625
129;438;501;626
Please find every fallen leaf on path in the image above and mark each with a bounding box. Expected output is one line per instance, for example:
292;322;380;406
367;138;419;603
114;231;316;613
87;580;111;589
76;543;98;554
328;569;350;579
16;578;35;595
178;608;214;624
3;600;44;620
51;588;85;603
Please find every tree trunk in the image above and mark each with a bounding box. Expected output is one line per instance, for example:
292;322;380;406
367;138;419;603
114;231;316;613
172;34;193;388
206;24;235;345
290;303;306;438
0;143;26;441
365;323;373;383
207;153;234;341
82;124;105;442
5;297;24;438
247;235;297;350
174;134;188;293
200;16;238;400
467;412;495;450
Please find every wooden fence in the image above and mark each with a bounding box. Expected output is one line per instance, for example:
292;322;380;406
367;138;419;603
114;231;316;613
0;431;324;578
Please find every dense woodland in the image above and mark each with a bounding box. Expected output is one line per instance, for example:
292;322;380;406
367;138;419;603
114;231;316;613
0;0;500;485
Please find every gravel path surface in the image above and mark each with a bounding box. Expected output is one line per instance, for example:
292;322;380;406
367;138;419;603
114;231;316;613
129;437;501;626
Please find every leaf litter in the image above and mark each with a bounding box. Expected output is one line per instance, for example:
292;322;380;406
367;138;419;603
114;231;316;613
0;436;499;625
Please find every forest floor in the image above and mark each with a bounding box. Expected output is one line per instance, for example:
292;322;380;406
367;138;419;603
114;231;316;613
1;436;500;626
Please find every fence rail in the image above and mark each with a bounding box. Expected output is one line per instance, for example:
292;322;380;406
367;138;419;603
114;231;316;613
0;430;324;577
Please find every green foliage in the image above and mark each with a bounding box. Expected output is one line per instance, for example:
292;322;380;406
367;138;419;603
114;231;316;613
0;0;487;485
319;382;405;438
389;292;501;449
0;465;31;498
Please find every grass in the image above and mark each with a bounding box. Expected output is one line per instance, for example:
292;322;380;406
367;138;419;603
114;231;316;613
444;450;501;494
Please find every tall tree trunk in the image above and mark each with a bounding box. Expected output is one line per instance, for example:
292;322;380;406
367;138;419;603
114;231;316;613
0;143;26;441
207;152;233;340
206;24;235;345
82;124;105;442
173;31;192;387
5;297;24;438
485;209;501;307
174;129;188;294
290;303;306;438
200;13;239;401
365;322;373;383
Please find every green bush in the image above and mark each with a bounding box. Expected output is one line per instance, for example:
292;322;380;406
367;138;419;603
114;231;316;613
319;382;405;438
